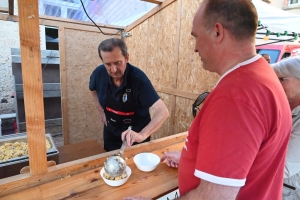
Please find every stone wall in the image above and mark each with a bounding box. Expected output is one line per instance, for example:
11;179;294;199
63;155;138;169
0;20;20;114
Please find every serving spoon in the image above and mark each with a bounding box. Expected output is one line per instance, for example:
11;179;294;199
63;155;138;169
104;126;132;177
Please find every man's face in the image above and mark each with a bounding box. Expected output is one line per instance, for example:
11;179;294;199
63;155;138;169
100;47;129;79
277;74;300;105
191;3;214;71
262;55;271;64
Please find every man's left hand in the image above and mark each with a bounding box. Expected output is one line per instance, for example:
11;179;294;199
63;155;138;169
121;129;145;146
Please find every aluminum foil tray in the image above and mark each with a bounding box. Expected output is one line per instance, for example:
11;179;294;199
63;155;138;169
0;133;59;167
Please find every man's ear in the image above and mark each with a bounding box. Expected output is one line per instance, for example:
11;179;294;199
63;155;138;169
213;23;224;43
125;54;129;63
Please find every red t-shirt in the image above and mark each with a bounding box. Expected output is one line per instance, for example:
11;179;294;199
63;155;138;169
178;57;291;199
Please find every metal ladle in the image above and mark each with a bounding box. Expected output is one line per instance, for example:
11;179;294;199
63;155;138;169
104;126;132;177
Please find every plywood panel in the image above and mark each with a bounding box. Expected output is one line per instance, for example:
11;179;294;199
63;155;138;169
151;92;173;140
146;1;178;88
64;29;116;144
177;0;219;93
173;96;194;134
125;20;148;73
65;29;112;66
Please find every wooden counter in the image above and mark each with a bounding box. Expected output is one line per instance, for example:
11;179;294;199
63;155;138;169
0;132;187;199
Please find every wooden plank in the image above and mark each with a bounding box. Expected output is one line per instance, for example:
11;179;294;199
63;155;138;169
17;0;48;175
0;13;123;34
173;0;181;90
58;26;69;145
57;140;106;163
39;15;124;30
0;187;42;200
170;0;182;136
8;0;13;15
141;0;164;4
0;132;187;197
154;85;199;100
125;0;176;32
0;6;8;13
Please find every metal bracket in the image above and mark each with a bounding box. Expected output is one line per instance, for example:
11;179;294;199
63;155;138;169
121;31;132;38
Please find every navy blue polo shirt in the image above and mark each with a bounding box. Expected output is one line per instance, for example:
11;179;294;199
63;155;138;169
89;63;160;116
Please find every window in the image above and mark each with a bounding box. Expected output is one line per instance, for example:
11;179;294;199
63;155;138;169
289;0;299;5
257;49;281;64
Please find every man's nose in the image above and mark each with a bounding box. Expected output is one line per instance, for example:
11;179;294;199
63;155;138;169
111;65;117;73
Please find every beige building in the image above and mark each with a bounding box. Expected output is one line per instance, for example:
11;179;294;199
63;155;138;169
271;0;300;14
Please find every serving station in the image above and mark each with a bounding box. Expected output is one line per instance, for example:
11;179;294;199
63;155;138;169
0;132;186;199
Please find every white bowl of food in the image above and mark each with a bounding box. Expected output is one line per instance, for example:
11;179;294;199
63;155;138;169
133;152;160;172
100;166;131;187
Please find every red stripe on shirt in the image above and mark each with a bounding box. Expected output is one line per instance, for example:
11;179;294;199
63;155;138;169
106;107;135;116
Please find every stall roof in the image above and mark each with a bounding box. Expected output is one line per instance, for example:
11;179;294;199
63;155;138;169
39;0;157;26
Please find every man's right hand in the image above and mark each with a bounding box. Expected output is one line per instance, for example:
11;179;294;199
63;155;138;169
160;151;181;168
100;111;107;126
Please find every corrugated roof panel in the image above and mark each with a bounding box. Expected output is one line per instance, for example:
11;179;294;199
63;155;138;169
39;0;157;27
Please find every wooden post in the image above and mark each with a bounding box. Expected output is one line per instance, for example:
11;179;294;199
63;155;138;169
8;0;14;15
171;0;182;135
59;27;69;145
18;0;48;175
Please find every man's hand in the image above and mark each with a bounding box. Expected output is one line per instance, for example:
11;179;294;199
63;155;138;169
121;129;145;147
99;111;107;126
160;151;181;168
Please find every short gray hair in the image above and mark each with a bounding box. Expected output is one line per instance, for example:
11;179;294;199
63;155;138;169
271;56;300;79
98;38;128;60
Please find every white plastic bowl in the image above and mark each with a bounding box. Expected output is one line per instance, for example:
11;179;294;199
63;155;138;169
100;166;131;187
133;152;160;172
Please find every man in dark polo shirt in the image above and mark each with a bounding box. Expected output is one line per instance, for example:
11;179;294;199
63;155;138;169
89;38;169;151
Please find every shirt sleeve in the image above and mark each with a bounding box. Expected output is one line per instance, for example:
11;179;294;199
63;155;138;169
195;96;265;186
89;69;97;91
138;76;160;108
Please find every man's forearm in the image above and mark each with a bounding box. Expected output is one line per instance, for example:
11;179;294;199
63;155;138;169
139;99;169;139
91;90;104;113
178;180;240;200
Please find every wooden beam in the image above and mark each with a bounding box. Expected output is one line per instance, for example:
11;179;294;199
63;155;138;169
0;6;8;13
171;0;182;139
125;0;176;32
154;85;199;100
8;0;13;15
0;132;187;197
39;15;124;30
58;27;69;145
0;13;123;34
141;0;164;4
17;0;48;175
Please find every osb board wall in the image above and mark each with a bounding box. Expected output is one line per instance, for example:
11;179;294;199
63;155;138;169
126;20;148;74
64;28;113;145
177;0;219;93
126;0;220;138
145;1;178;88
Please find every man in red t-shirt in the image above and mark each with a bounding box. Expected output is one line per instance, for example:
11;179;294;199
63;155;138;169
159;0;291;200
124;0;291;200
